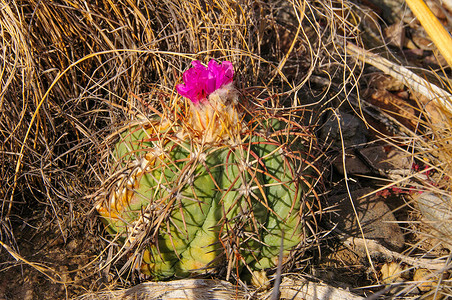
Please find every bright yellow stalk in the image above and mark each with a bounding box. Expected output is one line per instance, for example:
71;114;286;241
405;0;452;68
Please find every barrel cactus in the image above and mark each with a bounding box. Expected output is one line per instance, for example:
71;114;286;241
96;60;321;279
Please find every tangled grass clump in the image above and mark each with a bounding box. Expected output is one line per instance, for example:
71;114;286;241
0;0;364;297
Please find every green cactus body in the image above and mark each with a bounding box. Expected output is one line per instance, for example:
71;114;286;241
97;114;315;279
97;61;318;279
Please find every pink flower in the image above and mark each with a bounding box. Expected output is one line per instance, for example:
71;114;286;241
176;60;234;104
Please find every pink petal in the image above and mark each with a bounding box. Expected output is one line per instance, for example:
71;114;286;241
177;60;234;104
208;60;234;90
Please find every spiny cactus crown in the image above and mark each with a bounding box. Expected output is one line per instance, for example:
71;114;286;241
173;60;239;145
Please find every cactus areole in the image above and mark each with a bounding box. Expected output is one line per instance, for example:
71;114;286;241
97;60;318;279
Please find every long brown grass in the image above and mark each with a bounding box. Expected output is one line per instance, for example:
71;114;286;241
0;0;369;298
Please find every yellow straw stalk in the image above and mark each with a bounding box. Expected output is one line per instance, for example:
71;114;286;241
406;0;452;68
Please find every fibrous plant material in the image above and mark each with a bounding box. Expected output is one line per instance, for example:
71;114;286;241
1;0;364;296
96;60;321;279
76;277;366;300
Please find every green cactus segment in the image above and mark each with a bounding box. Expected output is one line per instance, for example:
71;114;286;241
219;146;268;266
255;140;303;269
141;143;224;278
114;126;156;162
100;119;312;278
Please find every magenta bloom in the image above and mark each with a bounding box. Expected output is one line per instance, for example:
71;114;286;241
176;60;234;104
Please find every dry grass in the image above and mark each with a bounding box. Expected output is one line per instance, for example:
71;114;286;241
346;42;452;298
0;0;397;298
